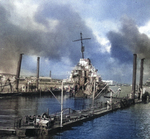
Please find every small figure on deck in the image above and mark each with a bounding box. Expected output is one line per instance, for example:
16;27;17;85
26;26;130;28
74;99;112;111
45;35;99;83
107;100;110;110
118;87;121;97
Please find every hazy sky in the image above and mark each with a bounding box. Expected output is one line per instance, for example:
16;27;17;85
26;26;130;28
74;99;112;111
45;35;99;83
1;0;150;84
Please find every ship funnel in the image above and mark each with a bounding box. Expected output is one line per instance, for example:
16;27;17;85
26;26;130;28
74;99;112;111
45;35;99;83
36;57;40;90
16;53;23;92
139;58;145;89
50;70;51;78
132;54;137;100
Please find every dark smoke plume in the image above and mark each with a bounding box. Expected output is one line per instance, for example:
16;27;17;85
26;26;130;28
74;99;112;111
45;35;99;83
107;16;150;82
0;2;93;74
107;16;150;62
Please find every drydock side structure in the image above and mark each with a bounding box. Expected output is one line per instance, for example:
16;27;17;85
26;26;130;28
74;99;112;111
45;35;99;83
69;58;109;97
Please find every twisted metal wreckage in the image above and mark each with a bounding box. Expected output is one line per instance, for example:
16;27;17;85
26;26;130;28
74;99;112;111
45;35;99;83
69;58;109;97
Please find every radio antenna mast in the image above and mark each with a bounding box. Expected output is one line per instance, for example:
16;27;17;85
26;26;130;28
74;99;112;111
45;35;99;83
73;32;91;59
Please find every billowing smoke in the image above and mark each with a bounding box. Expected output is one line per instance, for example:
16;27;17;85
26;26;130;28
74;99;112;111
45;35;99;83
107;16;150;61
107;16;150;82
0;2;93;74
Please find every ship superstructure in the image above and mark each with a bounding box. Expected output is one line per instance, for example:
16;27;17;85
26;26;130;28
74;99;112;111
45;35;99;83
69;58;108;97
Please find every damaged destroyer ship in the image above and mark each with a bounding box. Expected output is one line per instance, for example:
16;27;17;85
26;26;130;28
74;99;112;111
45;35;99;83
69;58;109;98
69;33;109;98
8;33;111;137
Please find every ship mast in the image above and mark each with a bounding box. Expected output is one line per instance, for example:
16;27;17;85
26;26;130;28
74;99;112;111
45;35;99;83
73;32;91;59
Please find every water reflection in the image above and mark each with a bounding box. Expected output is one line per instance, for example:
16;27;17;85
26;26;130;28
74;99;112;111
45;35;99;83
73;98;90;110
0;92;109;130
53;103;150;139
0;94;93;127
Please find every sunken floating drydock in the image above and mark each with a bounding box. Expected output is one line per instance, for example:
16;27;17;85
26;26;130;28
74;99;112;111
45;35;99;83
4;97;141;138
14;107;116;137
8;53;145;138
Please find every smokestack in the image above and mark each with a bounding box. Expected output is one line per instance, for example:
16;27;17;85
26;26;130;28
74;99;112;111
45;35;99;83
36;57;40;90
132;54;137;100
50;70;51;78
16;53;23;92
139;58;145;89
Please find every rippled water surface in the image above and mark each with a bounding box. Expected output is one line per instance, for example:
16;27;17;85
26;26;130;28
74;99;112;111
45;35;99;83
51;103;150;139
1;90;150;139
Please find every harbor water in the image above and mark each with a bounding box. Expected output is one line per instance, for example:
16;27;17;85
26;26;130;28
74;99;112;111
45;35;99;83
0;86;150;139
